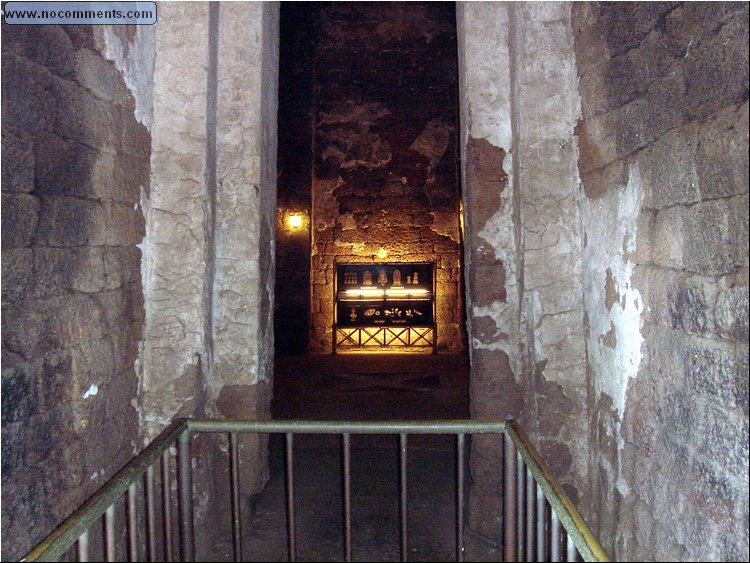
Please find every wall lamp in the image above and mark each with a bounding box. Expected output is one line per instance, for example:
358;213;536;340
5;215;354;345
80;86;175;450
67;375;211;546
284;212;307;230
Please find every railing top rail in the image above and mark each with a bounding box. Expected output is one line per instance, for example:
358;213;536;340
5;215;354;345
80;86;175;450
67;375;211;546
187;418;508;434
22;417;610;563
22;419;188;563
505;420;612;563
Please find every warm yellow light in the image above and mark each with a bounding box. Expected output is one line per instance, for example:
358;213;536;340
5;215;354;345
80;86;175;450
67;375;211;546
287;214;303;228
385;288;430;296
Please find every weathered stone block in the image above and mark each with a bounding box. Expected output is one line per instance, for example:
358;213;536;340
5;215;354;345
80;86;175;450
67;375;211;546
1;248;33;304
0;422;27;478
32;247;106;297
50;76;119;151
668;274;717;336
683;17;749;121
114;152;150;202
110;321;141;373
697;102;749;200
596;2;677;58
697;402;749;476
579;37;671;118
680;197;747;276
649;208;686;271
1;362;39;425
119;106;151;157
74;48;134;109
1;52;56;134
3;24;76;77
102;246;141;290
683;338;741;408
665;2;748;53
1;193;40;248
2;295;106;358
34;132;96;197
59;25;96;49
1;126;34;193
715;283;749;341
35;195;109;247
638;121;701;209
580;158;629;199
107;202;145;246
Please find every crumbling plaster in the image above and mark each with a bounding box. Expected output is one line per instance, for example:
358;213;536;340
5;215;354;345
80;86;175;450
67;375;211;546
138;1;211;440
95;25;155;130
458;3;588;537
574;3;749;560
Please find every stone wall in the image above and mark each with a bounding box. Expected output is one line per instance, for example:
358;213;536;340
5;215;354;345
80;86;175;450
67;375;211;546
2;4;279;559
2;24;151;561
309;2;465;353
458;2;588;538
574;2;749;560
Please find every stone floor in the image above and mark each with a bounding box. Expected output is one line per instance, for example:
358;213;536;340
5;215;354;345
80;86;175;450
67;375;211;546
272;353;471;421
212;353;502;562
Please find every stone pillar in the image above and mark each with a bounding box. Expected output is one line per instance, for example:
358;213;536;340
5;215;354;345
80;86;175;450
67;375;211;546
139;2;211;439
459;1;588;538
213;0;279;495
513;1;588;507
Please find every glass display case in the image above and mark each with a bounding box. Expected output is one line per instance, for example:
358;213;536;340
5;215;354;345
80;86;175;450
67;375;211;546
334;262;436;352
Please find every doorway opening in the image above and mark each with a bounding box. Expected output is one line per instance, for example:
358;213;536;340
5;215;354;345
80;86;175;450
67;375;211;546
272;1;467;419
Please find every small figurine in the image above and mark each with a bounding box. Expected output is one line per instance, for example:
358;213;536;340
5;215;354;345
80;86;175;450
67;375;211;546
412;272;419;284
406;276;412;284
350;308;357;322
363;271;373;285
393;269;402;286
378;269;388;286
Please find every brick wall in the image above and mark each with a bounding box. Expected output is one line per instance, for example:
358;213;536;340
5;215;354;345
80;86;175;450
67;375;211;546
2;25;149;560
574;3;749;560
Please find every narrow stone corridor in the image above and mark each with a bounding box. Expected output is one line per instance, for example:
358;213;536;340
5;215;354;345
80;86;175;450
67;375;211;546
211;354;500;562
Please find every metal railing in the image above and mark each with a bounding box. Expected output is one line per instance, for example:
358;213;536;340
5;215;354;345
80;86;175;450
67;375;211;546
22;419;610;562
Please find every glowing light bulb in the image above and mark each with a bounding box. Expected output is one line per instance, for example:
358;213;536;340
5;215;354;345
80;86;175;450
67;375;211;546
288;214;303;228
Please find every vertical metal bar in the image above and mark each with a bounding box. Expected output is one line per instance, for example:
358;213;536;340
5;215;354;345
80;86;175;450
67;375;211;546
566;532;579;562
551;511;562;562
526;468;535;562
516;451;525;562
503;433;517;562
343;433;352;562
230;432;243;562
456;433;465;563
178;431;195;562
162;450;174;562
145;465;157;562
104;504;116;563
399;433;408;562
286;433;297;563
536;484;547;561
77;530;89;562
128;483;138;561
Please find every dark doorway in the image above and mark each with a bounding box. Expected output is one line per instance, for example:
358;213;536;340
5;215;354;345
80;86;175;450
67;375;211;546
273;2;467;419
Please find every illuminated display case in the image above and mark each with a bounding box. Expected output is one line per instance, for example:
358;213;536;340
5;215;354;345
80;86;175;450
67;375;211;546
334;262;436;352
